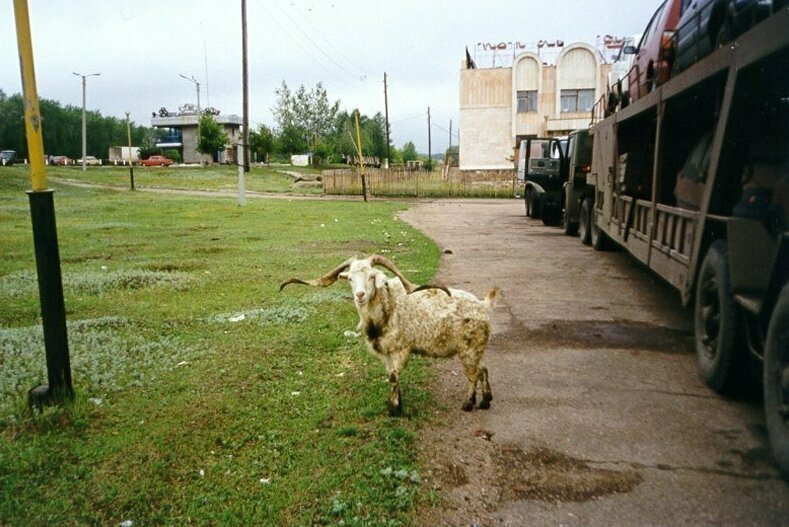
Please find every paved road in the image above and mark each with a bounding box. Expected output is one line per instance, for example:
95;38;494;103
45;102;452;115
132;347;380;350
400;199;788;527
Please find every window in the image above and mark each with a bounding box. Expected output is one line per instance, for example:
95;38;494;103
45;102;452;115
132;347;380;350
517;90;537;113
560;89;595;112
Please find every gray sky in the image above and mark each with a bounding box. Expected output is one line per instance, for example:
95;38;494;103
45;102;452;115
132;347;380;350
1;0;659;155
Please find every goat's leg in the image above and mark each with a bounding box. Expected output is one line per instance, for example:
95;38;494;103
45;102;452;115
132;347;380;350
387;350;410;417
477;366;493;409
461;364;480;412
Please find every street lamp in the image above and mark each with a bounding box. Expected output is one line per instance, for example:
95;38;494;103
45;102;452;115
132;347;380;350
178;73;201;111
72;71;100;172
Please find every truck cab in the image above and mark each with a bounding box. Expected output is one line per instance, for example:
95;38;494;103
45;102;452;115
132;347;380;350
517;137;567;225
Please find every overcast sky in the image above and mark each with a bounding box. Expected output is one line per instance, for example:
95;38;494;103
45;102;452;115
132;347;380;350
1;0;660;155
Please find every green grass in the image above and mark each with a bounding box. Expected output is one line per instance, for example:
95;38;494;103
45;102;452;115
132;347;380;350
42;164;323;195
0;167;442;526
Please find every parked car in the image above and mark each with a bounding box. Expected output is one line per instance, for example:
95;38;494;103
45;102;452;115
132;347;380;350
0;150;16;166
140;155;173;167
50;155;72;166
78;155;101;166
628;0;683;104
674;0;784;73
606;34;641;111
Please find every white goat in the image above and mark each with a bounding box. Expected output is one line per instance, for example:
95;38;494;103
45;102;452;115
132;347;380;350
280;255;497;415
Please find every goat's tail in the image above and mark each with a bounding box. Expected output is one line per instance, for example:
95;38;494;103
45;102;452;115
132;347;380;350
483;287;500;308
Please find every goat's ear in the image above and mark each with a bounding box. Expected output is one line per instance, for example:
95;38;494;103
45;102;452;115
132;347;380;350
339;271;349;280
374;272;388;289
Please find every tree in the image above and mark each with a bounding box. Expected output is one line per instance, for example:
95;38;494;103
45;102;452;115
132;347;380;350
196;114;230;162
401;141;418;162
249;123;275;163
272;80;339;155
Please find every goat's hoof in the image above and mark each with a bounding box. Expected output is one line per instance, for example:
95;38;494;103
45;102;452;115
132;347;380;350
388;402;402;417
461;401;474;412
478;400;491;410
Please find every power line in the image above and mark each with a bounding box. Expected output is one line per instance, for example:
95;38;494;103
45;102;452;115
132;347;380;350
286;2;371;81
253;0;354;87
272;0;365;83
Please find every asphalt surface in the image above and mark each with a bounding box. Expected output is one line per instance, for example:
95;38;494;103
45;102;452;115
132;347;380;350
400;199;789;527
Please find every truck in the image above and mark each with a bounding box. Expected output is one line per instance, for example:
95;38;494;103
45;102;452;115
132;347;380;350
584;8;789;473
517;136;567;225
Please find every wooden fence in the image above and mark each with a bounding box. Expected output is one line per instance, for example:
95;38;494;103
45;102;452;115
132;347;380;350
322;167;518;198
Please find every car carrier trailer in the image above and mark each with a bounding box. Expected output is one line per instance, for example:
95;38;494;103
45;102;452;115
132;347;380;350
586;8;789;474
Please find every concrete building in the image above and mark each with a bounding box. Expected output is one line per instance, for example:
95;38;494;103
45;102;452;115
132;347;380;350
459;42;611;172
151;105;242;164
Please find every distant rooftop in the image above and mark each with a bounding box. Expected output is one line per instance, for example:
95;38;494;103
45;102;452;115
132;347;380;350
151;103;242;127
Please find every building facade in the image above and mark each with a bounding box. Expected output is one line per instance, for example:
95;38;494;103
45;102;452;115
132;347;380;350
151;106;242;164
459;42;610;172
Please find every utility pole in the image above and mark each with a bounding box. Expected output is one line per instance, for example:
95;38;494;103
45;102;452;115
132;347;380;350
241;0;250;173
383;72;390;168
427;106;432;171
354;110;368;202
125;111;135;190
16;0;73;407
72;71;100;172
179;73;201;110
449;119;453;149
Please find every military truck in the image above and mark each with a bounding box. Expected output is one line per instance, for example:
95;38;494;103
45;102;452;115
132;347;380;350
586;9;789;473
517;136;567;225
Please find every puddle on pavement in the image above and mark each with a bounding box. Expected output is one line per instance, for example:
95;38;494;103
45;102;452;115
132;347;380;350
496;444;643;503
493;319;693;354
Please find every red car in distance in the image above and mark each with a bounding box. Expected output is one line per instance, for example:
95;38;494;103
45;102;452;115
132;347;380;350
140;155;174;167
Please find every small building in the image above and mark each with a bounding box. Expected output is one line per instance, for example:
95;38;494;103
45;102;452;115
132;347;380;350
151;104;242;164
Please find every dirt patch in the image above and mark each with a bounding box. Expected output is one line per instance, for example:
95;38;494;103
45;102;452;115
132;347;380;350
492;320;694;355
495;444;643;503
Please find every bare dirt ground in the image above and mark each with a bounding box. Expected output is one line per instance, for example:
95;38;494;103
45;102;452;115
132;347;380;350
400;199;788;527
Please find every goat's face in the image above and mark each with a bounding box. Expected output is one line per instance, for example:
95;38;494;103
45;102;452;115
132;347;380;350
340;260;388;307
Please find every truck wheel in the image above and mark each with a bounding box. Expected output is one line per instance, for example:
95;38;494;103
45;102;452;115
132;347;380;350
543;204;561;226
590;207;610;251
579;197;593;245
694;240;747;395
563;194;579;236
526;189;541;219
764;283;789;475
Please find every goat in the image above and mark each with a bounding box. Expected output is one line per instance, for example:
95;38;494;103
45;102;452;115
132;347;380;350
280;255;497;416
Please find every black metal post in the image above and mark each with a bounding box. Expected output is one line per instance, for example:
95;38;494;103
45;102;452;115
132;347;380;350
27;189;73;407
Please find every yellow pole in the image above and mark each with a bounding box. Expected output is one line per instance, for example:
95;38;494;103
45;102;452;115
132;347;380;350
14;0;74;405
354;110;368;202
14;0;47;191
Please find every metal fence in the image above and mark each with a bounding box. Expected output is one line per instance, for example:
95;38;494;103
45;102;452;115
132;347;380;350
321;167;518;198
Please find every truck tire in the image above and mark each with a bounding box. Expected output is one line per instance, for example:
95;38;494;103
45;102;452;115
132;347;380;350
764;283;789;476
590;206;610;251
694;240;747;395
563;193;579;236
542;204;561;226
579;197;593;245
526;188;541;219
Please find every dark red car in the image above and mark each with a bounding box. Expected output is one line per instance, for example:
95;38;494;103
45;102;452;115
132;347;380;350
140;155;173;167
628;0;684;103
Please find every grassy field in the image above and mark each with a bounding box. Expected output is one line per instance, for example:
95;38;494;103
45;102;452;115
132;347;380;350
42;164;324;195
0;166;443;526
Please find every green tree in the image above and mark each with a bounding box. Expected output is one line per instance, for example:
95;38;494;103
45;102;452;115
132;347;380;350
401;141;418;162
273;80;339;155
197;114;230;162
249;123;275;163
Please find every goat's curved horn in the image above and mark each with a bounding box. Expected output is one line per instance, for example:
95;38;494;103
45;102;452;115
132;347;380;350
368;255;418;292
410;284;451;296
369;255;450;296
279;257;355;291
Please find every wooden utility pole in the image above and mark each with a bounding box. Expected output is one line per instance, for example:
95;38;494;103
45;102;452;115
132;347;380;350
383;72;390;167
449;119;453;149
427;106;432;171
241;0;250;173
354;110;368;202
